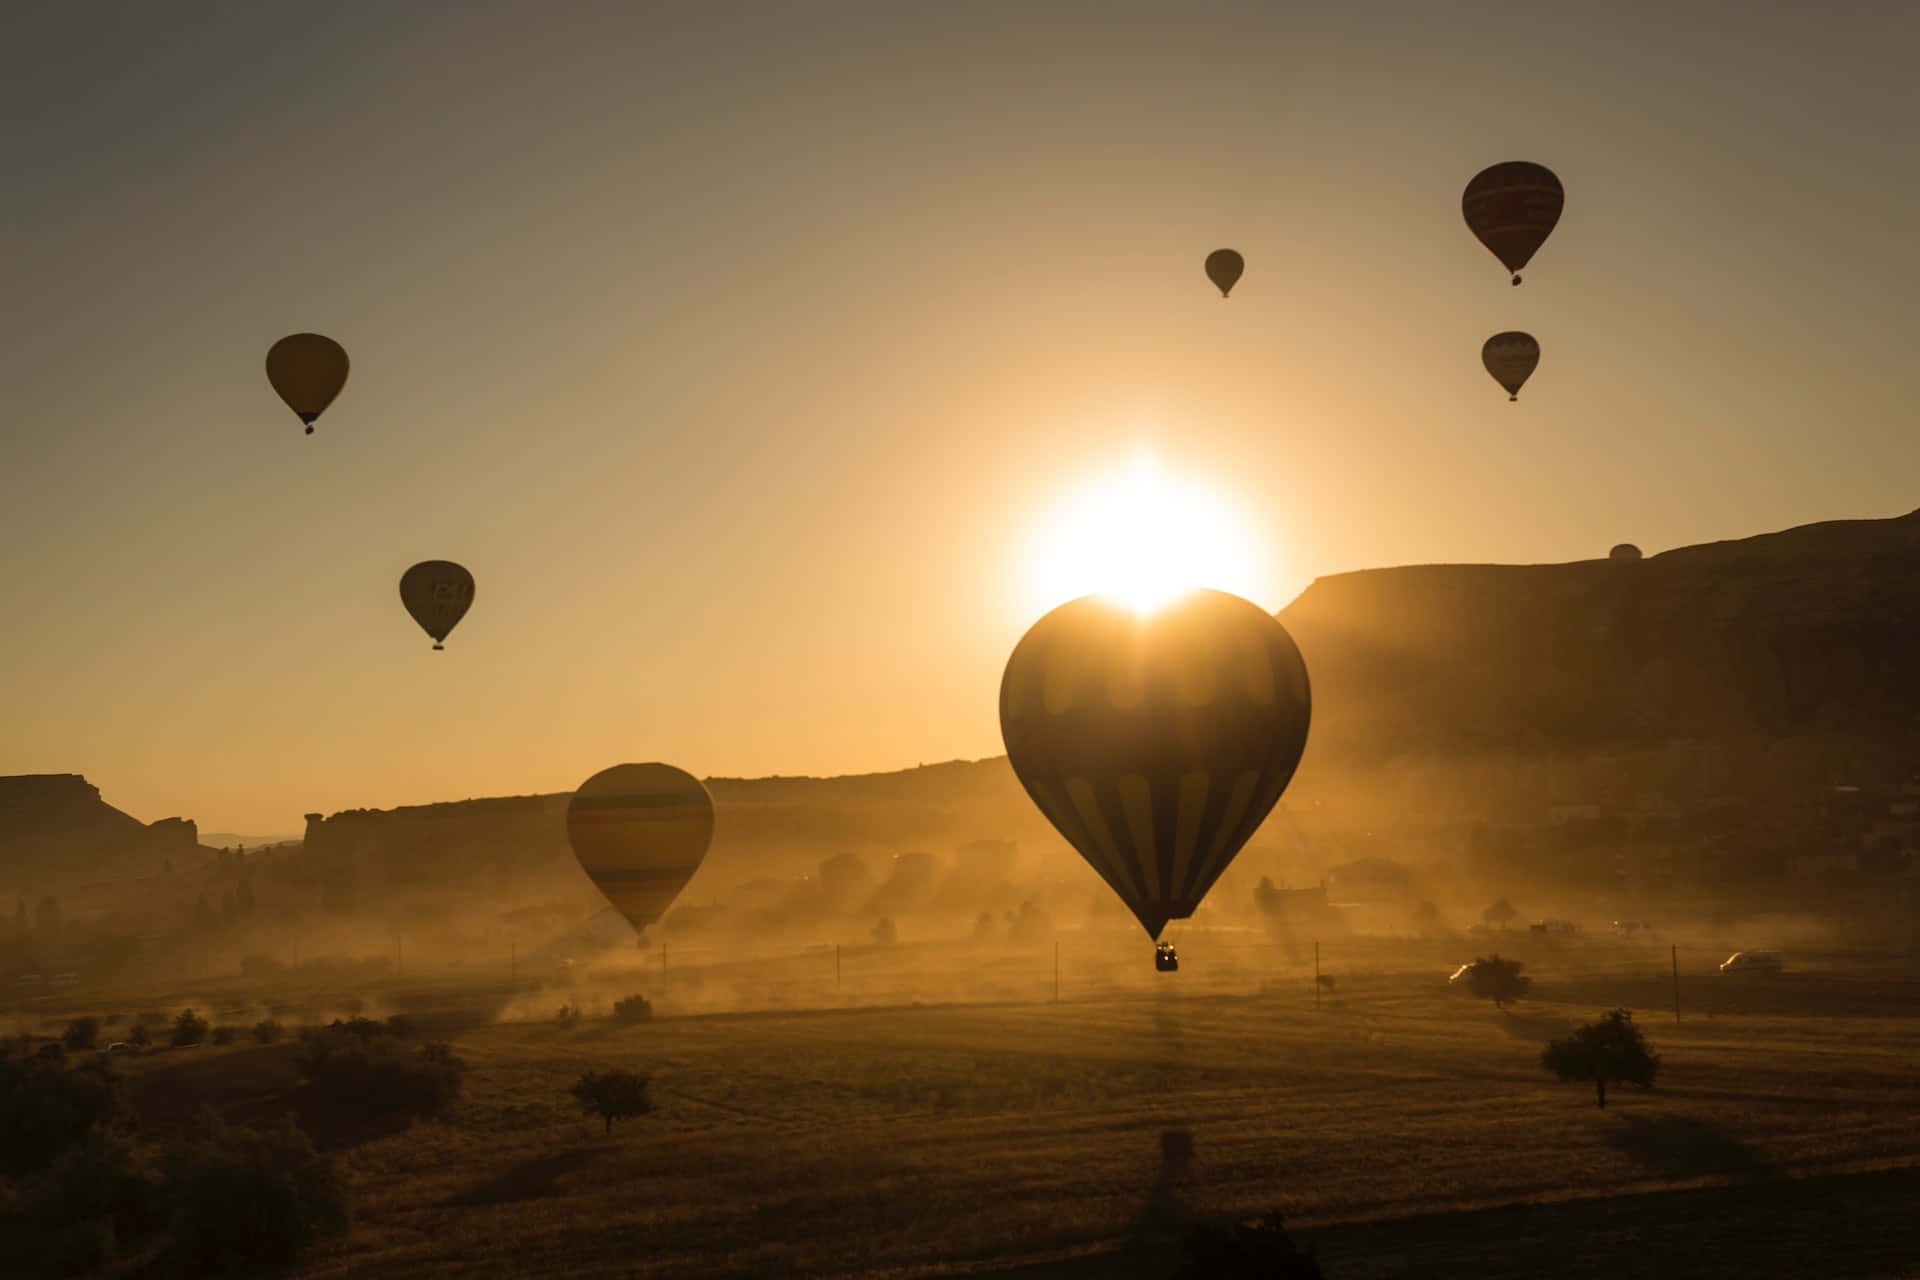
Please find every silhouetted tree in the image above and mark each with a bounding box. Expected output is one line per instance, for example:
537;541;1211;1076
555;1003;580;1029
170;1009;209;1047
1483;898;1517;930
974;911;994;939
1542;1008;1660;1109
236;878;255;913
1412;900;1441;934
253;1019;284;1044
0;1050;126;1175
1467;954;1531;1009
612;994;652;1024
194;893;218;932
128;1024;151;1049
162;1112;350;1272
569;1069;653;1135
62;1017;100;1051
871;916;897;945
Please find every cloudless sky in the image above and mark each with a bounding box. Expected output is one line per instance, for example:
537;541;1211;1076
5;1;1918;832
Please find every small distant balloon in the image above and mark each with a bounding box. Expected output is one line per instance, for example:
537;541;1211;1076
999;589;1311;943
1204;249;1244;298
1610;543;1643;561
1462;163;1563;285
398;561;474;650
1482;332;1540;401
567;763;715;939
265;334;349;435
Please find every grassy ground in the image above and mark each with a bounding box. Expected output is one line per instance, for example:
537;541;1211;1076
30;933;1920;1277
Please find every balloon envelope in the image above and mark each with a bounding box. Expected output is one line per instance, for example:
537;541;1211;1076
1610;543;1643;561
1481;331;1540;400
1462;162;1563;283
265;334;349;432
398;561;474;648
1204;249;1244;297
999;589;1311;940
567;763;715;936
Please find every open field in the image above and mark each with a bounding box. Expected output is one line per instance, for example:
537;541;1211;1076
16;933;1920;1277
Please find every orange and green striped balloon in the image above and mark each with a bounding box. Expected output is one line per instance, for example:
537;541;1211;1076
1000;590;1311;940
566;763;715;938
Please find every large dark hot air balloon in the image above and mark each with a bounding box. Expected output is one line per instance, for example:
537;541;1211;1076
265;334;349;434
398;561;474;650
1462;162;1563;285
1610;543;1643;561
1481;331;1540;401
999;589;1311;950
567;763;714;940
1204;249;1244;298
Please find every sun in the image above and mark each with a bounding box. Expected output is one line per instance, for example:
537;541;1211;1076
1020;453;1269;617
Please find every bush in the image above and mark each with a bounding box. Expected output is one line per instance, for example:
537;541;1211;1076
0;1052;127;1176
252;1019;283;1045
62;1018;100;1052
871;916;897;945
555;1003;580;1029
162;1112;349;1273
1542;1008;1661;1109
612;993;653;1024
1467;954;1532;1009
295;1028;464;1118
170;1010;209;1048
569;1069;653;1135
211;1026;235;1047
128;1025;151;1049
3;1129;166;1276
1173;1211;1323;1278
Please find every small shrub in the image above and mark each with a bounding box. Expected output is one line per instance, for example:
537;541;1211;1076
1174;1210;1323;1278
0;1052;127;1176
170;1009;209;1048
128;1025;151;1049
253;1019;283;1044
63;1017;101;1052
871;916;897;945
211;1026;235;1046
612;994;652;1024
555;1003;580;1029
569;1068;653;1135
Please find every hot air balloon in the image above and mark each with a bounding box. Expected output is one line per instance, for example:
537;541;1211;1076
1482;332;1540;401
999;589;1311;954
398;561;474;650
265;334;349;434
1204;249;1244;298
1610;543;1643;561
1462;162;1563;285
566;763;714;940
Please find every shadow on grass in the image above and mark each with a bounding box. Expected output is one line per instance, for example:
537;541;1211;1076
1607;1112;1773;1183
446;1146;609;1207
1498;1010;1574;1042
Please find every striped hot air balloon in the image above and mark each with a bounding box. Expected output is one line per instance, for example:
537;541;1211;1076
999;590;1311;943
1462;162;1563;285
566;763;714;939
1481;331;1540;401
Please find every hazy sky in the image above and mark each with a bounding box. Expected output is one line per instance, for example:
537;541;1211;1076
6;1;1918;832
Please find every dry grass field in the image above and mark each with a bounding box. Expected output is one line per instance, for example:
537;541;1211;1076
21;931;1920;1278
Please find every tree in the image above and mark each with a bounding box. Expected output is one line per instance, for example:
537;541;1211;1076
236;878;255;913
1466;954;1531;1009
569;1068;653;1135
171;1009;209;1047
163;1112;350;1272
871;916;897;945
1173;1211;1323;1279
555;1003;580;1029
612;994;652;1024
1542;1008;1660;1109
62;1017;100;1051
1482;898;1517;931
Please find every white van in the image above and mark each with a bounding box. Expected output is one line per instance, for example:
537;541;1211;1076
1719;949;1782;974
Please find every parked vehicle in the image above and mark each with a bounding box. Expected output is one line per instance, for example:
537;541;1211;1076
1530;918;1578;936
105;1042;140;1056
1719;949;1783;975
1448;962;1477;985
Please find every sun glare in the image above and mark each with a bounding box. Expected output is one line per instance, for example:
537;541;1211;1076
1021;453;1269;618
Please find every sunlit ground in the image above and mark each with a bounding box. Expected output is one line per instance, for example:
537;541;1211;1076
1019;452;1273;620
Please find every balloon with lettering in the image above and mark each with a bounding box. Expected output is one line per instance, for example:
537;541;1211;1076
398;561;474;650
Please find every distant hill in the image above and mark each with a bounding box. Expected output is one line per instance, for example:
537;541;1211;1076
0;774;206;887
1279;508;1920;764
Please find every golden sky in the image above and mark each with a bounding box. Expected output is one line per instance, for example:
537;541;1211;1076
5;2;1919;831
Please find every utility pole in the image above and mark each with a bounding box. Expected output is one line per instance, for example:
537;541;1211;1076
835;943;841;990
661;942;668;975
1054;939;1060;1003
1314;941;1321;1010
510;942;516;990
396;935;402;979
1672;944;1681;1024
